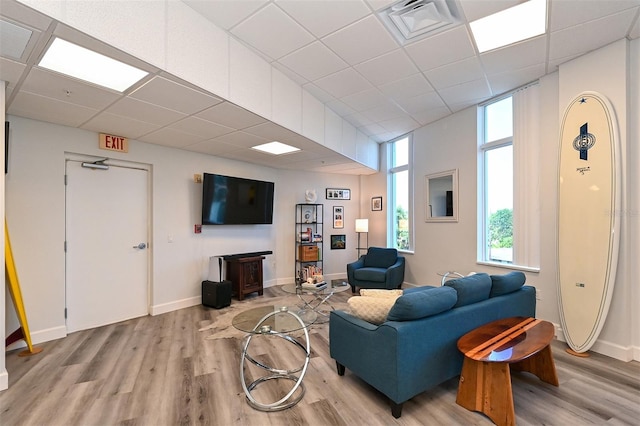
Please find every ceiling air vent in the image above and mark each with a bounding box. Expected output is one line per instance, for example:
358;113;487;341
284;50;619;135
378;0;462;45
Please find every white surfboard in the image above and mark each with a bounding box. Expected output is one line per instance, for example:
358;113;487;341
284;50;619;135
557;92;621;354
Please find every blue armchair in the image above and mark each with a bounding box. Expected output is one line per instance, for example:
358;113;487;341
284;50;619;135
347;247;405;293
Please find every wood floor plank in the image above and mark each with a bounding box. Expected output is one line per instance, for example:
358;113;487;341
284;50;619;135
2;289;639;426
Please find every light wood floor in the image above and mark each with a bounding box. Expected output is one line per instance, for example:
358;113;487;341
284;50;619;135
2;286;639;425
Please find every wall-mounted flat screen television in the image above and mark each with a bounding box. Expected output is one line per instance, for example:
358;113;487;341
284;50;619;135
202;173;274;225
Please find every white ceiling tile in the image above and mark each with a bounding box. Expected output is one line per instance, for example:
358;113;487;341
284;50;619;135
196;102;266;130
344;111;374;128
378;73;434;100
630;10;640;38
272;62;308;86
106;97;187;126
0;57;26;85
424;56;484;89
340;88;388;111
379;115;420;134
81;112;161;139
168;116;235;139
129;76;222;115
361;102;406;122
355;49;419;86
20;67;121;109
301;83;336;103
231;3;315;60
182;0;269;30
480;36;547;75
326;99;357;117
549;0;639;32
404;25;475;71
276;0;370;38
242;121;303;143
322;15;399;65
411;107;451;126
395;91;447;114
365;0;396;12
208;130;271;149
549;9;637;61
183;139;243;156
9;91;99;127
139;126;207;148
278;41;349;81
314;68;373;98
486;63;546;95
438;78;491;107
458;0;521;22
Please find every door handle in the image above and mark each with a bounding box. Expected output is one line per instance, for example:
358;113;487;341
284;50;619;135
133;243;147;249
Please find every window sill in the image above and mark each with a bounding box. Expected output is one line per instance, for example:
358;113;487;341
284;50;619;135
476;261;540;273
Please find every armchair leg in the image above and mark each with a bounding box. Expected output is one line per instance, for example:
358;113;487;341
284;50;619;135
391;401;403;418
336;361;345;376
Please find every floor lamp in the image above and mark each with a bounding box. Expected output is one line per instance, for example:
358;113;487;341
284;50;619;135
355;219;369;258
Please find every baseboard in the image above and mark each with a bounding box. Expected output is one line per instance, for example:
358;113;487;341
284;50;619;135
553;322;637;361
5;325;67;352
150;296;201;316
0;369;8;391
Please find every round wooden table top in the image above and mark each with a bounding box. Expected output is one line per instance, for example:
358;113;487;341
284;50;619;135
457;317;555;363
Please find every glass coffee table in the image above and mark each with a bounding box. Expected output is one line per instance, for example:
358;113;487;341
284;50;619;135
282;280;351;323
232;305;317;411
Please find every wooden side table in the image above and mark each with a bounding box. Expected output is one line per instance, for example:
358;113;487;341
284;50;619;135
456;317;559;426
226;256;264;300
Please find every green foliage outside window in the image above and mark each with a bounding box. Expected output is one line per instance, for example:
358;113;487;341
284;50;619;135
489;208;513;248
395;205;409;250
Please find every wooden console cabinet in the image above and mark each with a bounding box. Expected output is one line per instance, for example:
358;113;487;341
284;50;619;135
226;256;264;300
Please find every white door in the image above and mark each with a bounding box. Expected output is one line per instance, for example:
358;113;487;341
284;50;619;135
65;160;149;333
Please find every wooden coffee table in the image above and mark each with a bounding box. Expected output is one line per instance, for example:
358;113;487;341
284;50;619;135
456;317;559;426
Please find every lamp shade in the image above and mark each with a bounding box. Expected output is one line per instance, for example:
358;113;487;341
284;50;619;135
355;218;369;233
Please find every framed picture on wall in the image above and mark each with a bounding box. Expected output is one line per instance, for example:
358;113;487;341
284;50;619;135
331;234;346;250
371;196;382;211
326;188;350;200
333;206;344;228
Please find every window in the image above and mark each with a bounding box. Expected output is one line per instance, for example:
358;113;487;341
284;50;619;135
480;97;514;264
388;135;412;251
479;85;540;270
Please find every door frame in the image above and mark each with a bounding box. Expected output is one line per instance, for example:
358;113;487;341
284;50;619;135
64;153;153;327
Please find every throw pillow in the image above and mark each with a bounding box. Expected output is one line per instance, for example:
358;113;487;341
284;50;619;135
490;271;526;297
444;273;492;307
387;286;457;321
360;289;404;298
347;295;400;324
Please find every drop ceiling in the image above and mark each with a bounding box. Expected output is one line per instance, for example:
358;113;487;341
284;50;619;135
1;0;639;175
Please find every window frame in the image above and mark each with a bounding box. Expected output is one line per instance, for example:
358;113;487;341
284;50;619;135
387;134;414;253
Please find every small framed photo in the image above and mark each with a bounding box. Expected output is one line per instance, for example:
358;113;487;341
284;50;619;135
371;196;383;211
333;206;344;229
331;234;346;250
326;188;351;200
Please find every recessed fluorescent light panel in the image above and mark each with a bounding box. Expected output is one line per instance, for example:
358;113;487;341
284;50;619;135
38;38;148;92
252;141;300;155
470;0;547;53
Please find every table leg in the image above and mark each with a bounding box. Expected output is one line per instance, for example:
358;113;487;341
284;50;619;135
511;344;559;386
457;357;515;426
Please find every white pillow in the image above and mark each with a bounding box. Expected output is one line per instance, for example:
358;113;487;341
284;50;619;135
347;294;400;324
359;289;404;298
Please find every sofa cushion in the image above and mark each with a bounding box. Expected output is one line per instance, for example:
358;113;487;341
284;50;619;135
445;273;492;307
347;295;400;324
360;289;404;298
354;267;387;282
386;286;457;321
490;271;526;297
363;247;398;268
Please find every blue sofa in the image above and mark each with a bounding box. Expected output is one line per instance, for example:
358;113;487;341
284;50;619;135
347;247;405;293
329;272;536;418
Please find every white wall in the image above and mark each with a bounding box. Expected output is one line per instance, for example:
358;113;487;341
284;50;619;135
1;82;7;390
3;115;359;350
371;40;638;361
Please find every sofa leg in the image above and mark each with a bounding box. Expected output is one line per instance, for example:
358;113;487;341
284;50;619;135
351;285;357;293
336;362;345;376
391;401;403;418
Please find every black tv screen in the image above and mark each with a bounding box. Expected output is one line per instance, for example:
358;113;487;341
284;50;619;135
202;173;274;225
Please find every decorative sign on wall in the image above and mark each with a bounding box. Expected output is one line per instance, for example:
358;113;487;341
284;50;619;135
99;133;129;153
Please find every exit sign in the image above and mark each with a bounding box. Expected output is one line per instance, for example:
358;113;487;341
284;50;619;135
99;133;128;153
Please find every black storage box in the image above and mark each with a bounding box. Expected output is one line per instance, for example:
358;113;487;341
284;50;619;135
202;280;232;309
